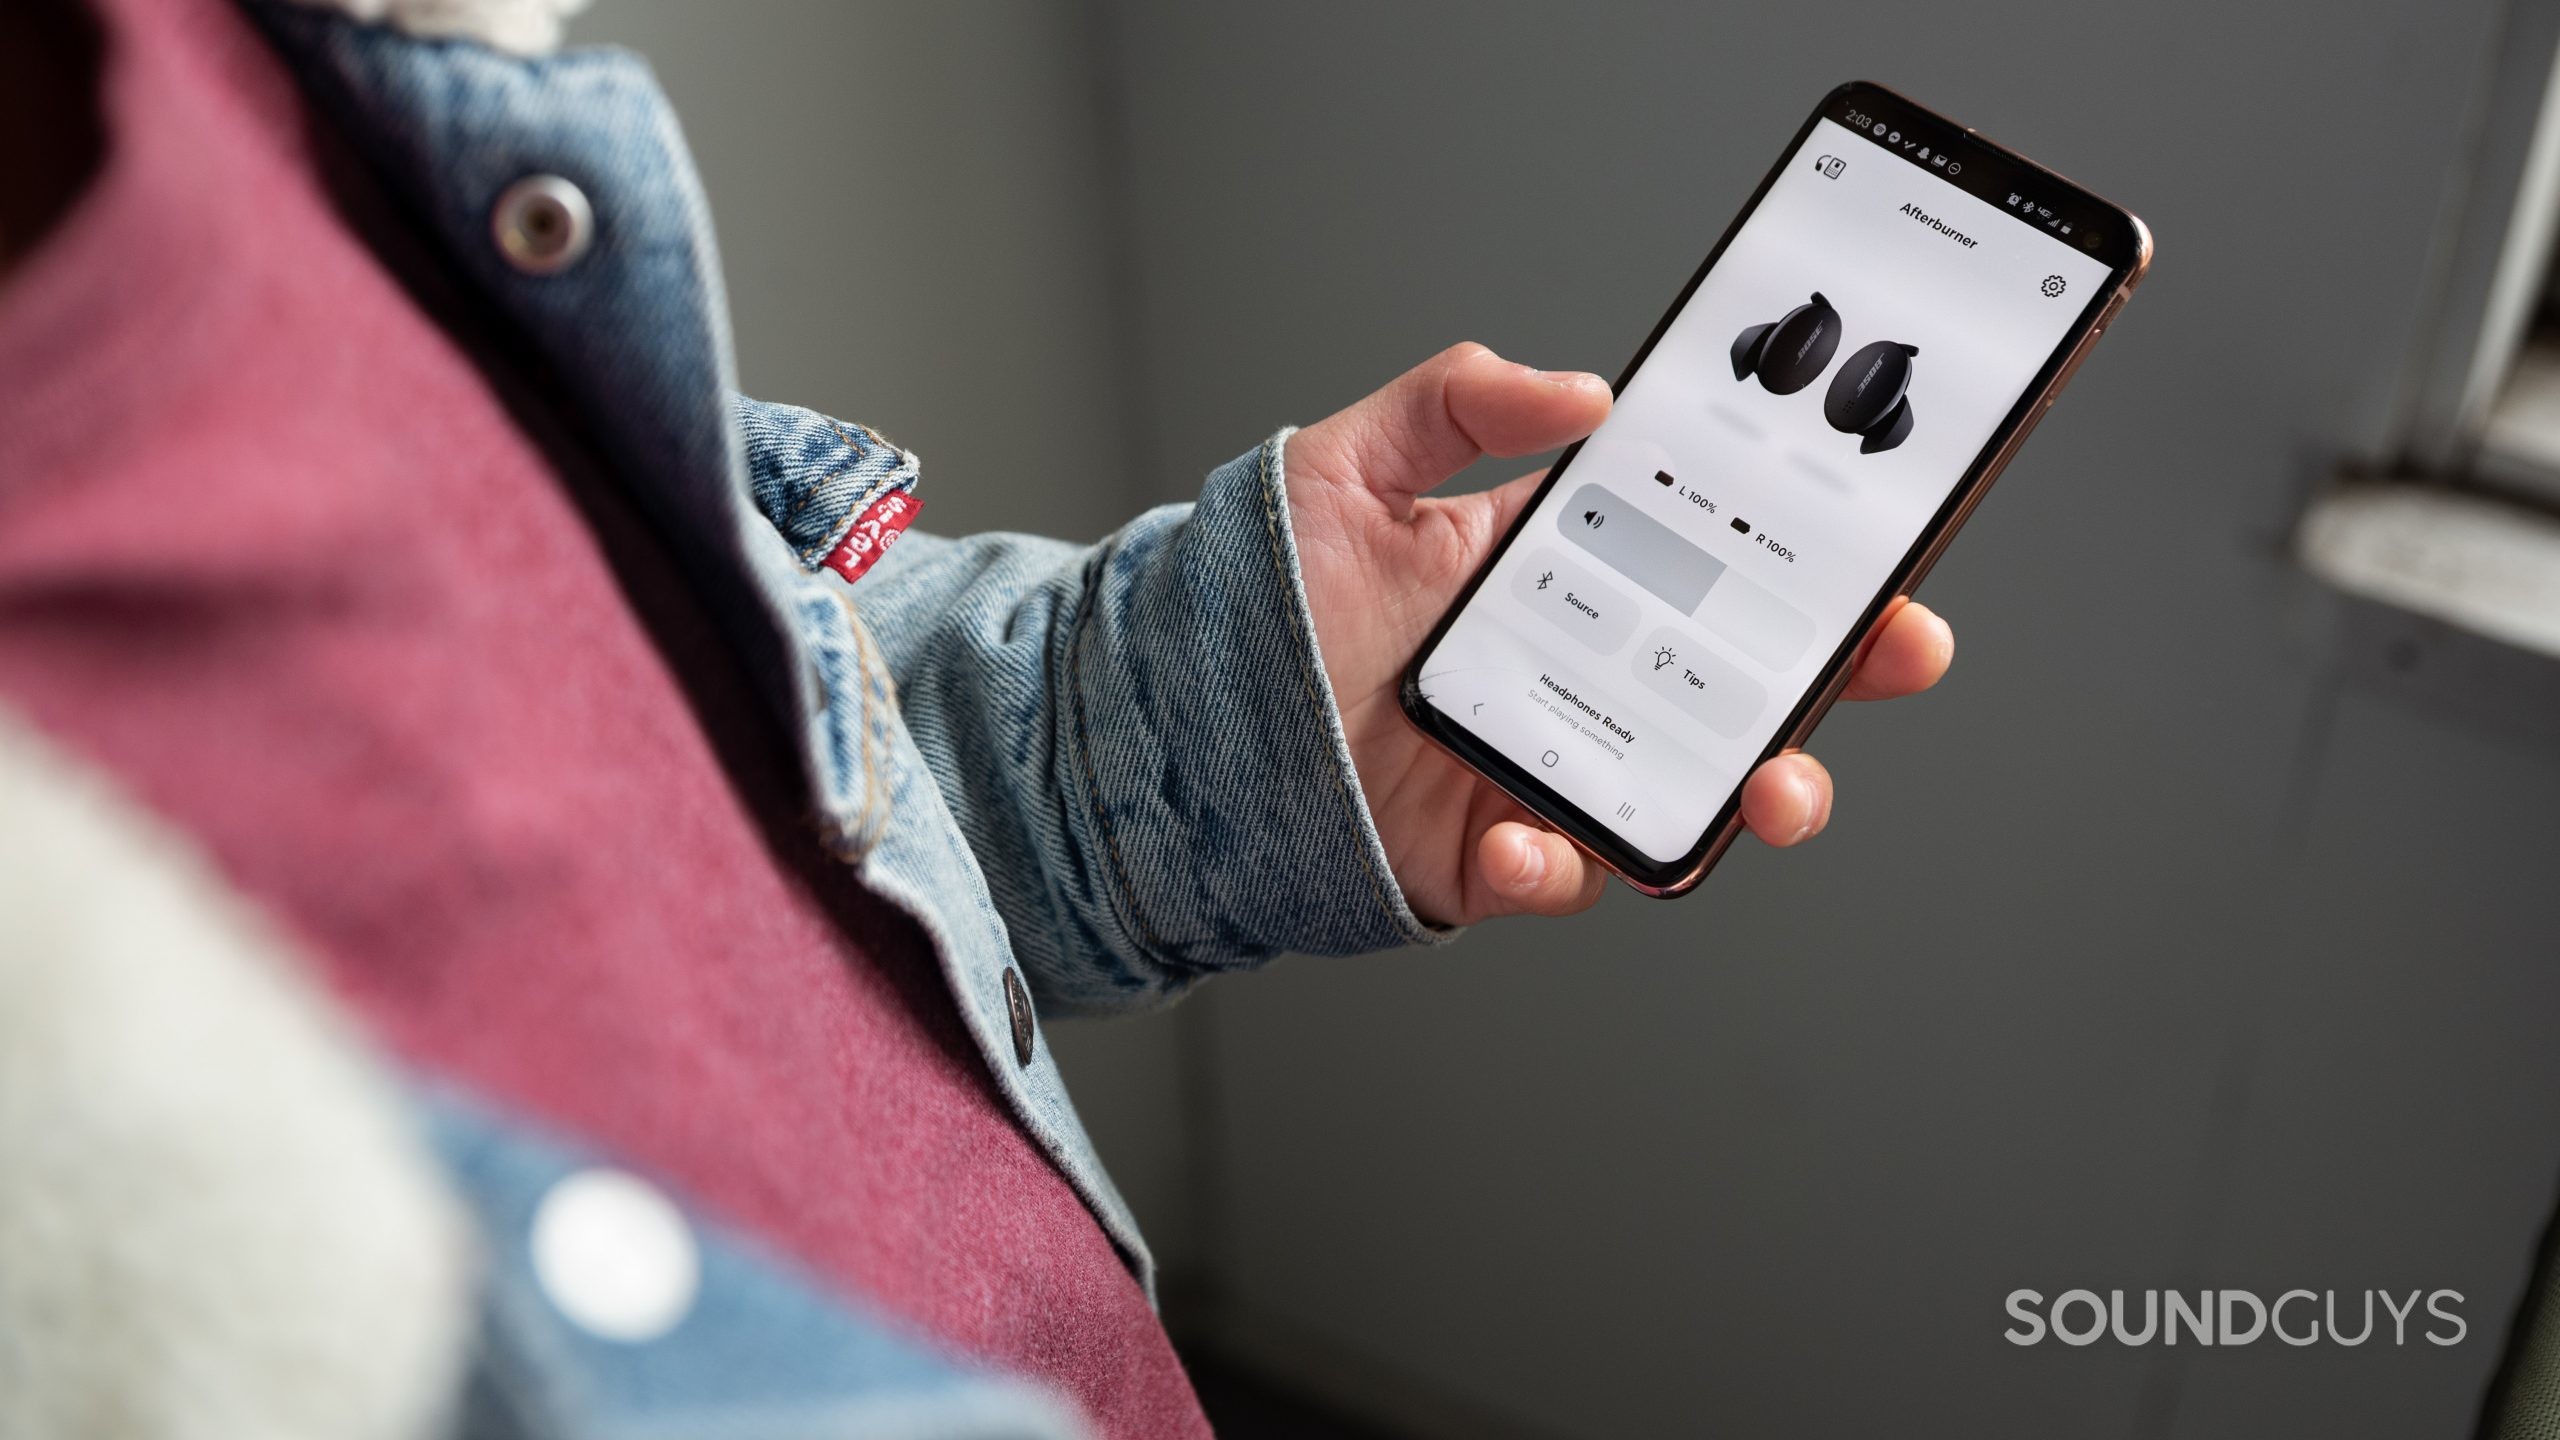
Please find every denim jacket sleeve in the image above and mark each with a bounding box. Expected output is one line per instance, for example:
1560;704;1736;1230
821;420;1446;1015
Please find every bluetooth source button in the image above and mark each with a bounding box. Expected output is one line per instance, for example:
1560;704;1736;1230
1631;625;1771;739
1510;547;1640;656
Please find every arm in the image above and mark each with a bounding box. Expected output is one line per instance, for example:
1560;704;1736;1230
857;434;1439;1015
771;345;1954;1013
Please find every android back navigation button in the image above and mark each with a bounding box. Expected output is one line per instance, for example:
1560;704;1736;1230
1510;548;1639;655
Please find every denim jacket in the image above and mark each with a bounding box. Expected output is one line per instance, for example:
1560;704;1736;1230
238;3;1440;1435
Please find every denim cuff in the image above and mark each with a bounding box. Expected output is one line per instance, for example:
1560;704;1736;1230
1063;431;1451;975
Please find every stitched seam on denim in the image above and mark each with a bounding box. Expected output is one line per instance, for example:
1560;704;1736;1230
785;418;915;568
1251;438;1407;932
850;599;894;854
779;481;828;525
825;593;894;860
1065;551;1177;963
787;469;862;564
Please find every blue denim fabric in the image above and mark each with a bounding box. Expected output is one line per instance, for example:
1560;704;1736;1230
735;398;920;568
856;434;1443;1014
238;1;1440;1429
418;1086;1090;1440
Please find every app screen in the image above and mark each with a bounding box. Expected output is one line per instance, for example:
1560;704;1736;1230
1415;118;2112;864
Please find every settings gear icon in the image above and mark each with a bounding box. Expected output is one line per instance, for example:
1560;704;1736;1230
2040;274;2067;299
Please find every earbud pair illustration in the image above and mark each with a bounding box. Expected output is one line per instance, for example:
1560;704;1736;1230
1729;292;1917;454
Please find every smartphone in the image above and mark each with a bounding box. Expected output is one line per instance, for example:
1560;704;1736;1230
1400;81;2151;897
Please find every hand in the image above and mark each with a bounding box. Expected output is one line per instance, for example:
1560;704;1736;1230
1285;344;1956;926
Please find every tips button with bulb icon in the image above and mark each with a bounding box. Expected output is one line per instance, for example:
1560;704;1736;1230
1632;625;1771;740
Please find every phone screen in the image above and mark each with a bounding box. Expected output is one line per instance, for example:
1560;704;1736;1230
1410;99;2125;873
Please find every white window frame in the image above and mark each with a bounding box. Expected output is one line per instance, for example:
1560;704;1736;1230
2302;0;2560;658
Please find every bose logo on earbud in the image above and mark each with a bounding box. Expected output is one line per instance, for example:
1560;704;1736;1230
1730;291;1918;455
1729;292;1840;396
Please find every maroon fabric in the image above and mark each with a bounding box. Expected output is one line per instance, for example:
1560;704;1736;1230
0;0;1208;1434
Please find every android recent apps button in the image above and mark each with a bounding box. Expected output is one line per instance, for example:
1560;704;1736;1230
1632;625;1770;739
1509;548;1639;655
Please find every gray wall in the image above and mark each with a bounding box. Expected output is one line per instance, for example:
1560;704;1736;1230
593;2;2560;1436
583;0;1141;541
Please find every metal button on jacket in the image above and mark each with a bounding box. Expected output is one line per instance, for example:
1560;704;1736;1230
1002;967;1035;1068
529;1167;700;1343
491;174;594;275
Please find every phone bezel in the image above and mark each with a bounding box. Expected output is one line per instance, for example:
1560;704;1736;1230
1395;79;2153;897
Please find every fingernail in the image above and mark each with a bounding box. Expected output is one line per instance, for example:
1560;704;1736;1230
1790;771;1823;843
1511;837;1549;891
1540;369;1607;393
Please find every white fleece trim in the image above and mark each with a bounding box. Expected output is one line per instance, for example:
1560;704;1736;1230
285;0;591;55
0;711;474;1440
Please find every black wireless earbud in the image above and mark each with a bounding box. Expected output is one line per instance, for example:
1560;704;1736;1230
1822;340;1918;454
1734;291;1918;456
1730;292;1840;394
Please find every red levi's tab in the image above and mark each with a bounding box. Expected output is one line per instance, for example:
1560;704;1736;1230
822;491;923;584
